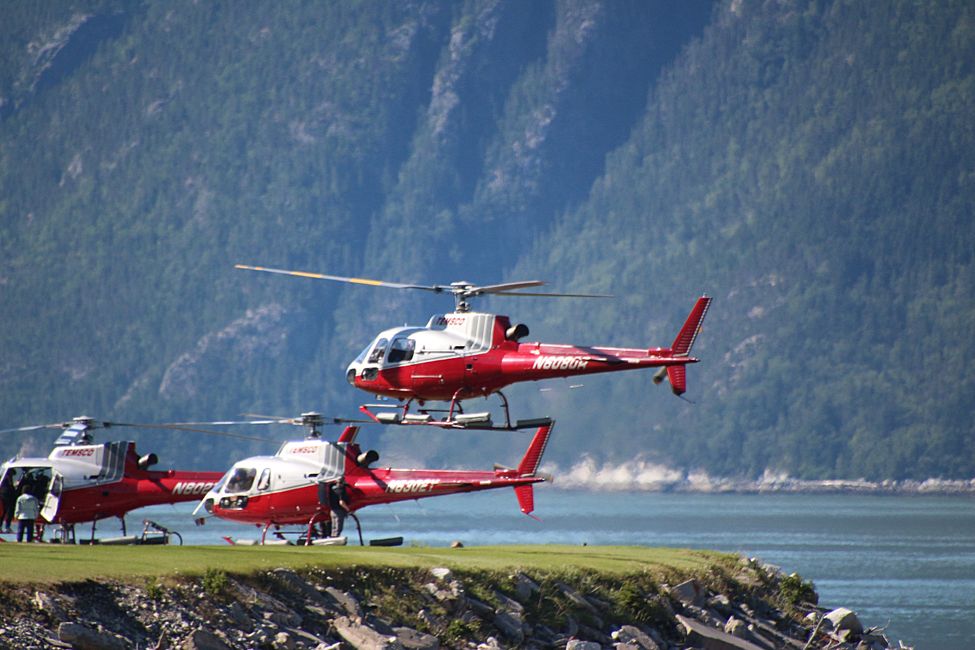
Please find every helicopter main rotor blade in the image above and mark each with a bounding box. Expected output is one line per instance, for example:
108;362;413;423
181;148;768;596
241;412;292;421
170;419;285;426
0;417;115;435
103;421;278;442
235;265;439;293
491;290;614;299
0;423;63;435
0;417;278;443
173;415;370;427
466;280;546;295
236;264;613;308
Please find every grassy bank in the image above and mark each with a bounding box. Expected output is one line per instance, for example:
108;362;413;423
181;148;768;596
0;543;731;585
0;544;844;649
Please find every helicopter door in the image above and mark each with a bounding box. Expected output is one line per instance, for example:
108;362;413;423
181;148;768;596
385;336;416;388
40;471;64;523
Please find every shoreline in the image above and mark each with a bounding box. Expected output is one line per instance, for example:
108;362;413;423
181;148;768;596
548;477;975;495
0;546;909;649
548;478;975;496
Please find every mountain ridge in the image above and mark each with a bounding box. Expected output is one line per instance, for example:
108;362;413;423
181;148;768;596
1;0;972;481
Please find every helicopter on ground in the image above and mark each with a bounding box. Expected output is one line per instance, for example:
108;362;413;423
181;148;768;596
0;416;241;542
191;411;553;545
236;265;711;427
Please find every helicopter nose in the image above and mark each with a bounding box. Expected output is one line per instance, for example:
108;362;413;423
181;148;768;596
192;495;214;517
346;368;356;385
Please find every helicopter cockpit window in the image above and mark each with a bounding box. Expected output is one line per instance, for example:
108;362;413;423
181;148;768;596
353;340;373;364
367;338;388;365
387;337;415;364
212;471;230;494
256;468;271;491
224;467;257;494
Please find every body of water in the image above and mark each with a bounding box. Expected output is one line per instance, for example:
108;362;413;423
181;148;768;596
130;490;974;649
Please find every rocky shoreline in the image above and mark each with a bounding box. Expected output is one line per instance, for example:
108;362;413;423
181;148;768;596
1;556;911;649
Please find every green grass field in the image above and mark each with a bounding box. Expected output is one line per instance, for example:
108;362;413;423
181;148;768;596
0;544;734;585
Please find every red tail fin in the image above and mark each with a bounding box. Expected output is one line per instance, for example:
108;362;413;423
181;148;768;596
517;423;553;476
337;425;359;443
513;422;553;518
671;295;711;356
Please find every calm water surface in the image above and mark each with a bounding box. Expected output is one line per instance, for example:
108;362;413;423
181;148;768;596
137;490;975;650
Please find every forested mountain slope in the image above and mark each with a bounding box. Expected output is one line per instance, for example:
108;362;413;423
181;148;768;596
511;0;975;480
1;0;971;480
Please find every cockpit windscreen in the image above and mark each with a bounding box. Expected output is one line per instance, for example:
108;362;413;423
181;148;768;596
224;467;257;494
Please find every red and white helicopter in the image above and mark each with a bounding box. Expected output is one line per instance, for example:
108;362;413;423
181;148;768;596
236;265;711;427
0;416;241;543
191;412;553;545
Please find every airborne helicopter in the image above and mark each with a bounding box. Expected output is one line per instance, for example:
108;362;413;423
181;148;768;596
191;411;553;545
236;265;711;427
0;416;240;542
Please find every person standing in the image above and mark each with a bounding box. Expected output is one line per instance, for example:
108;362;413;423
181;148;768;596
14;487;40;543
1;470;16;533
327;477;350;538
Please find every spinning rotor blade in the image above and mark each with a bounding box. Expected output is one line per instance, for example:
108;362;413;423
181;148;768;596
241;412;292;421
0;417;112;435
57;414;379;442
0;423;66;434
235;265;436;292
111;422;276;443
171;413;370;428
0;416;274;442
489;290;613;299
463;280;546;295
236;264;614;309
171;418;285;426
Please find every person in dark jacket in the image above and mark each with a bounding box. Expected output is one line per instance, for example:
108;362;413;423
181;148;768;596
326;477;350;537
1;470;17;533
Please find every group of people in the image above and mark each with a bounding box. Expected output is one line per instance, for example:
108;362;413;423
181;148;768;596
0;470;42;542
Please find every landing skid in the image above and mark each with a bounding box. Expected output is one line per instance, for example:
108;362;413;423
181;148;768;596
360;391;550;431
257;513;366;546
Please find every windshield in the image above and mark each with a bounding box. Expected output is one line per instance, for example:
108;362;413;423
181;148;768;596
211;469;231;494
367;338;388;364
353;340;374;364
223;467;257;494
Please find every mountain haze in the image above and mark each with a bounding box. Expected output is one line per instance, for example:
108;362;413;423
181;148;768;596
1;0;972;481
